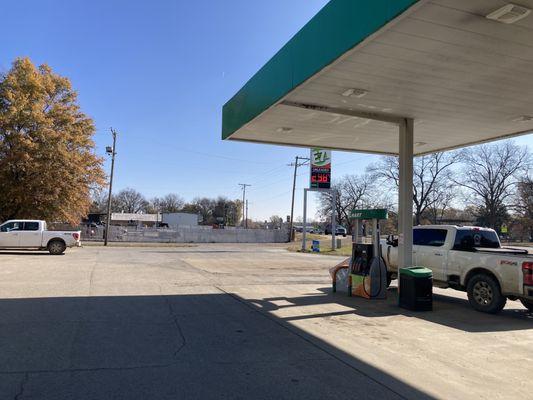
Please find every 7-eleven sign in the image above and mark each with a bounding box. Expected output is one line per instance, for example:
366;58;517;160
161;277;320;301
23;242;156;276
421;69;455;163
310;148;331;189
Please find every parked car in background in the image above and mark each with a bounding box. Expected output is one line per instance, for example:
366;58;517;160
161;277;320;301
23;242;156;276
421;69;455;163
383;225;533;314
0;220;81;255
294;226;319;234
325;225;347;237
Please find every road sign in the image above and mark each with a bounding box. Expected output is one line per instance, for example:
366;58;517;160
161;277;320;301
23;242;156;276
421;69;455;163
350;209;388;220
310;148;331;189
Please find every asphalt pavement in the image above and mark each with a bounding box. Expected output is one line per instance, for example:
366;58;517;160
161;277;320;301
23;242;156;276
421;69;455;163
0;244;531;399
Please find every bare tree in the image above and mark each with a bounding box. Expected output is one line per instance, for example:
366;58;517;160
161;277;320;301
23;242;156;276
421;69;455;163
180;197;241;226
114;188;148;213
89;191;108;214
150;194;185;213
424;180;456;224
317;174;376;229
516;177;533;218
269;215;283;229
511;176;533;240
212;197;240;226
456;141;531;230
367;152;459;225
192;197;214;225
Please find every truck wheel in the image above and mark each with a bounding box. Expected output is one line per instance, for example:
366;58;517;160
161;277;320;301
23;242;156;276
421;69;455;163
48;240;66;255
467;274;506;314
520;299;533;312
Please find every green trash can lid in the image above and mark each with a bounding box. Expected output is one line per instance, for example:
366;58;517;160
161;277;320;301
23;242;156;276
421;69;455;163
400;266;432;278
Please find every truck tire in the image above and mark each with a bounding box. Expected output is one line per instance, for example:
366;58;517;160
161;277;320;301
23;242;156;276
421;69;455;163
48;240;66;255
520;299;533;312
466;274;506;314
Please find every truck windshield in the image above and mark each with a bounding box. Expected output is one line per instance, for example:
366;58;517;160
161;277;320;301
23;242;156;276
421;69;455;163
453;229;500;250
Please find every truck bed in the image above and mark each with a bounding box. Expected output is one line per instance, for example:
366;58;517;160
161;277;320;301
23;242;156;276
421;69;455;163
474;247;532;256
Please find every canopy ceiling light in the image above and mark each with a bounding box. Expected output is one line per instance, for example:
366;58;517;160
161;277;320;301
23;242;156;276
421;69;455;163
276;127;293;134
513;115;533;122
486;4;531;24
341;88;369;99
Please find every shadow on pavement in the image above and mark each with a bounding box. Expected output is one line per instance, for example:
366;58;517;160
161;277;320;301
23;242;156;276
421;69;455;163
0;251;55;256
140;250;280;254
247;286;533;333
0;293;434;400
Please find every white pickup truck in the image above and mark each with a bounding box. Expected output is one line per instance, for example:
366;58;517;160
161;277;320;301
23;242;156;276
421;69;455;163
383;225;533;314
0;220;81;255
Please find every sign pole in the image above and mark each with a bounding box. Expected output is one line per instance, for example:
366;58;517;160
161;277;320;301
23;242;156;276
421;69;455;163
302;189;308;251
331;189;336;250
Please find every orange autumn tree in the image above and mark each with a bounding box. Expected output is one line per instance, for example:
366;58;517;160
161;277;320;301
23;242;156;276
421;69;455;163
0;58;105;224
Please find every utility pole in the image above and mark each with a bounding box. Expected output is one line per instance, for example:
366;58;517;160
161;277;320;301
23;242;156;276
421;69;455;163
245;199;249;229
238;183;251;228
104;128;118;246
288;156;310;241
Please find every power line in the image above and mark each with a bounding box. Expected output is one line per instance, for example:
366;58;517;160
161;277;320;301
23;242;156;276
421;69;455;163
247;165;291;187
252;168;310;191
100;129;273;165
253;188;301;204
247;171;308;206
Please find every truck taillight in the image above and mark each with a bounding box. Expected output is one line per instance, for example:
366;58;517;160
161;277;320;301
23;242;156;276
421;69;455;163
523;262;533;286
72;233;80;241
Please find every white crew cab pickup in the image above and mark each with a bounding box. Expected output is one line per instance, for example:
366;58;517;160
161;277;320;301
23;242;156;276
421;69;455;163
0;220;81;255
383;225;533;314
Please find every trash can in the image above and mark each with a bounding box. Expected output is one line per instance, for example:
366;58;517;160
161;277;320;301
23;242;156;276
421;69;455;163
399;267;433;311
312;240;320;252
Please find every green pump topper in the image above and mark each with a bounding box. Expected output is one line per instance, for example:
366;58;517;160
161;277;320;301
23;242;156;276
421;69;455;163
350;208;388;221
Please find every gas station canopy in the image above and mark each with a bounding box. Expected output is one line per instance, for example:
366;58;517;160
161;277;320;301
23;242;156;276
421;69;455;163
222;0;533;156
222;0;533;270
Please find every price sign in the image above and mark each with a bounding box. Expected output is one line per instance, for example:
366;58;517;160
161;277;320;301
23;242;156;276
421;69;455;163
310;148;331;189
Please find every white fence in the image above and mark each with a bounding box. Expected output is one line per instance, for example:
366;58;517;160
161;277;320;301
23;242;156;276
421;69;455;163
82;225;289;244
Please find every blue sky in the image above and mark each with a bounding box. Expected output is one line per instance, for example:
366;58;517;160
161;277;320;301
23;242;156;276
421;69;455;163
3;0;532;221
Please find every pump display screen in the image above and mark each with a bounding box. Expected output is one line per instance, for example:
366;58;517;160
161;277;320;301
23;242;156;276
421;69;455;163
310;148;331;189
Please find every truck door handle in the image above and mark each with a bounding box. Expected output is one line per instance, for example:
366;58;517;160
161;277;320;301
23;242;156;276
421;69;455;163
434;253;443;256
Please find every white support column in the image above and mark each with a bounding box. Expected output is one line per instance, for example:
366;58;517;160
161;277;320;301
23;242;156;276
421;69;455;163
398;118;414;270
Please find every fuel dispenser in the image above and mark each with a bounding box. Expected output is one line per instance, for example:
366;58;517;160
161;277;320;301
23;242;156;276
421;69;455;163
348;209;388;299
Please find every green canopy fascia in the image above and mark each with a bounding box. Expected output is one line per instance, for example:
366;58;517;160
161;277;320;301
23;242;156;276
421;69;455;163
222;0;420;140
